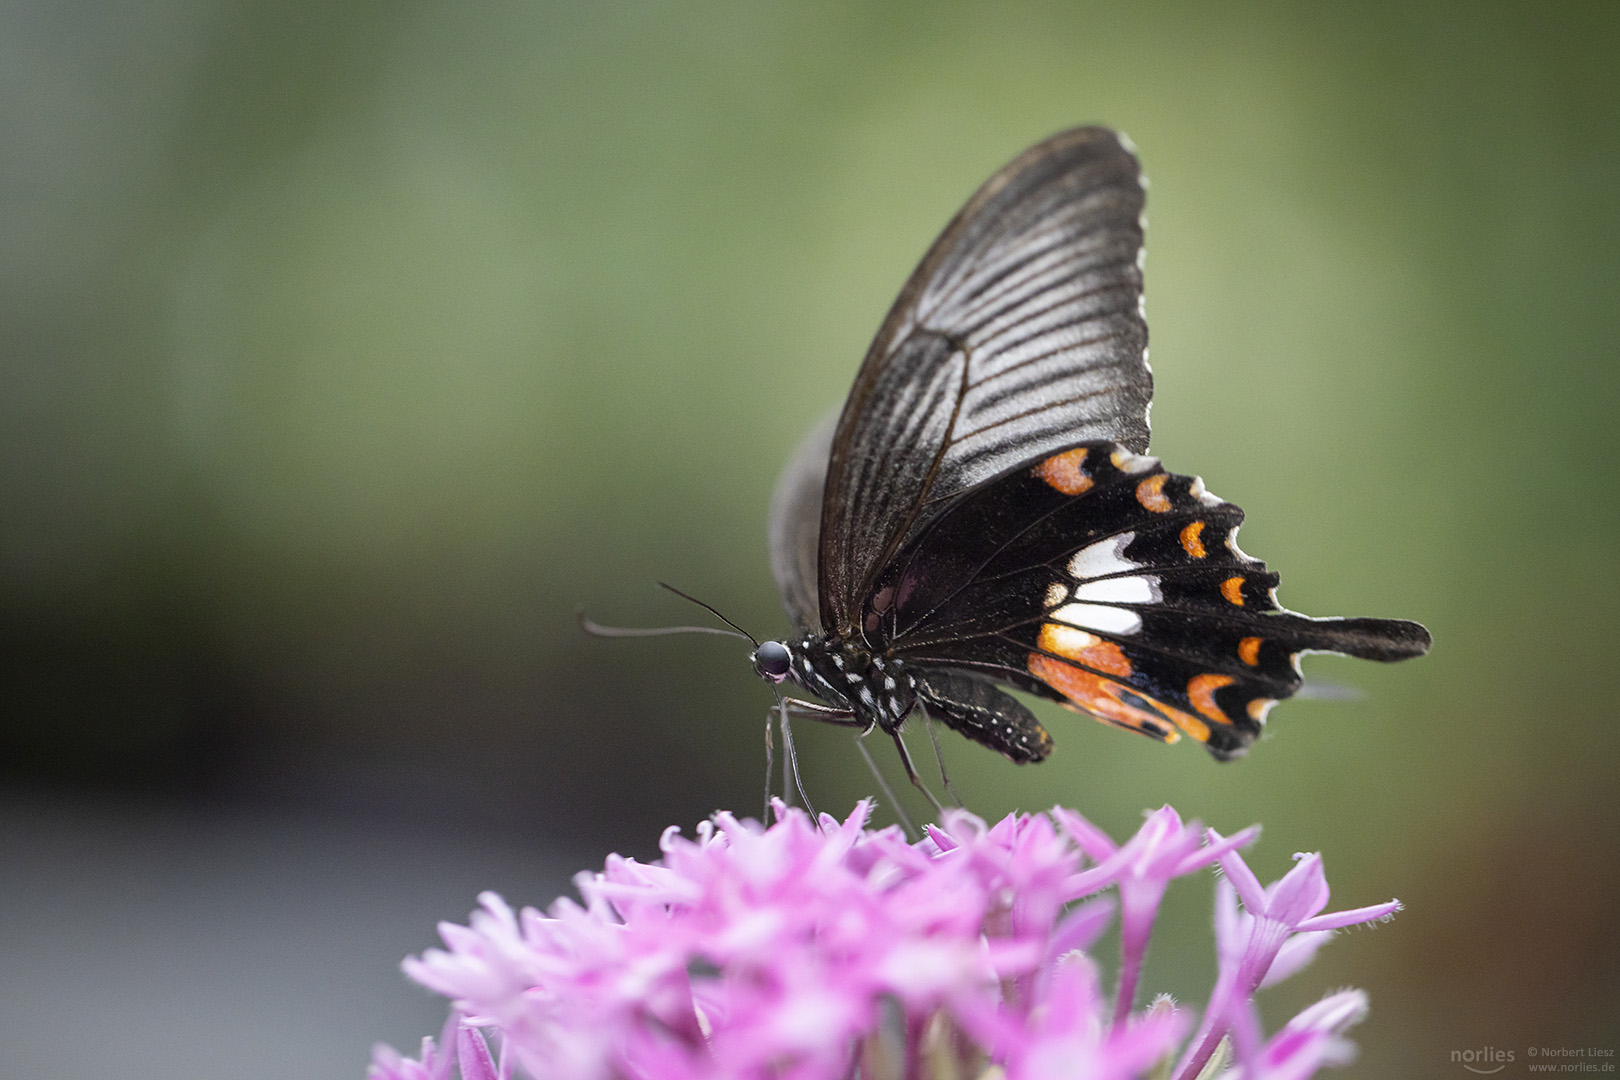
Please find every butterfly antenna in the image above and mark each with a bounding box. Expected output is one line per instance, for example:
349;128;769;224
657;582;760;647
576;607;753;641
854;733;917;839
578;581;759;643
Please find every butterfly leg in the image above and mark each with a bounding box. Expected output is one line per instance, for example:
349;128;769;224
778;697;865;727
766;698;865;821
852;734;918;839
762;706;775;822
922;716;965;807
888;729;947;816
772;699;929;835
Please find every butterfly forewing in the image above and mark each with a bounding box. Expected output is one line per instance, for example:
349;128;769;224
817;127;1152;636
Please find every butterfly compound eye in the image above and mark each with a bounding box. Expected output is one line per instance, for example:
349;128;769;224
754;641;791;682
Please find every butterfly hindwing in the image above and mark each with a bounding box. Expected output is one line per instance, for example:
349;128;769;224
876;443;1430;759
769;411;837;633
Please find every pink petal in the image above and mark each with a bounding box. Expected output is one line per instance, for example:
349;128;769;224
1285;989;1369;1036
1047;896;1116;959
1295;898;1401;933
1051;806;1120;863
1174;824;1259;877
1259;930;1332;988
1266;854;1331;927
455;1025;499;1080
1214;836;1268;914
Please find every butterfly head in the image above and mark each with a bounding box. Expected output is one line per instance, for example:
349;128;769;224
753;640;793;683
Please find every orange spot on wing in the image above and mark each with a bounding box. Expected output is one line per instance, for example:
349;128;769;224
1221;576;1246;606
1238;636;1262;666
1036;624;1132;677
1032;448;1093;495
1248;698;1277;724
1180;521;1207;558
1029;654;1179;742
1187;673;1237;724
1029;651;1213;745
1174;711;1210;744
1135;473;1171;512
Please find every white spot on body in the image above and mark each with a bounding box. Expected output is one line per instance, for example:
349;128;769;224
1051;602;1143;636
1068;534;1140;581
1071;575;1160;605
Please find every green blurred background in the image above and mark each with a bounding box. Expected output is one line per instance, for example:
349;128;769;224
2;0;1616;1076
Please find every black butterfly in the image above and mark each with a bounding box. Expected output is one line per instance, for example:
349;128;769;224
747;126;1430;785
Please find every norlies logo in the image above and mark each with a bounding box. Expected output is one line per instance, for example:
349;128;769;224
1454;1047;1516;1074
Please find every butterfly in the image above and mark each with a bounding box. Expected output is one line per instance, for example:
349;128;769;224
746;126;1430;787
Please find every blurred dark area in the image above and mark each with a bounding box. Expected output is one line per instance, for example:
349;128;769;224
2;1;1617;1077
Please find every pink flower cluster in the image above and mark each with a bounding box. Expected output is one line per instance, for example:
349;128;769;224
371;802;1398;1080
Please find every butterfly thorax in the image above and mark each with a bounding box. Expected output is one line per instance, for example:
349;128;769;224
790;634;917;735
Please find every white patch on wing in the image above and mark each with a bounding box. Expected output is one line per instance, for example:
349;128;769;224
1189;476;1225;507
1225;527;1259;563
1052;602;1143;636
1109;449;1158;474
1072;575;1159;605
1040;624;1102;656
1067;533;1139;581
1044;581;1070;609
